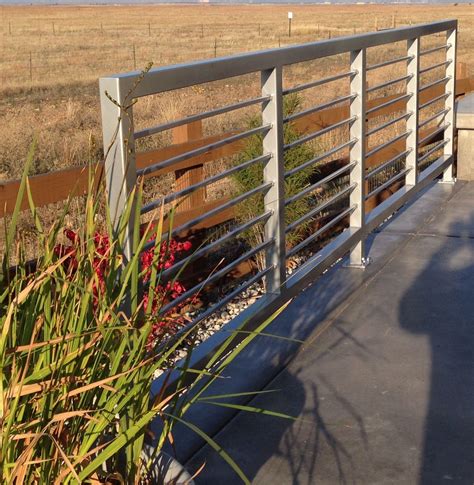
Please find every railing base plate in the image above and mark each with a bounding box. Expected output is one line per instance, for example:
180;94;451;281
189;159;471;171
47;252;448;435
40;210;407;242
343;256;372;269
438;177;456;185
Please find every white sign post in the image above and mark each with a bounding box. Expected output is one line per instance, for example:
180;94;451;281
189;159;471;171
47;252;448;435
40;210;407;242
288;12;293;38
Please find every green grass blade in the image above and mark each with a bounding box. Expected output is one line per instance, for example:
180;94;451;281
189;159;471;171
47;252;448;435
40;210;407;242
197;389;280;401
163;413;250;485
2;140;36;275
198;400;299;422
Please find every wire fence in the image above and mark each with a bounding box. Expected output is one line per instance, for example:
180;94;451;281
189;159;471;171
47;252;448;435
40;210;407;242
2;18;438;87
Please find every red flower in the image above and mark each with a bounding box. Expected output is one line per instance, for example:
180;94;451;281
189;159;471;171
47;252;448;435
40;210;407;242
55;228;192;350
181;241;192;251
64;229;78;244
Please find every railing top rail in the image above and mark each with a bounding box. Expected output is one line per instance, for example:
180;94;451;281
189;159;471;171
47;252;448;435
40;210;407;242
100;20;456;99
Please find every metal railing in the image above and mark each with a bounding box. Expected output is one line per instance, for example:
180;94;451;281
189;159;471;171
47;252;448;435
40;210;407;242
100;20;457;337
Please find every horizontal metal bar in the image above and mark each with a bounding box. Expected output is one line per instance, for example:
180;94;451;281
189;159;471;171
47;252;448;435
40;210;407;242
169;181;272;238
159;265;274;351
420;43;450;56
286;183;356;233
418;139;449;163
285;162;356;206
419;75;450;93
151;153;455;403
419;91;450;110
366;167;411;200
161;210;272;280
419;59;451;75
284;116;356;151
134;96;271;139
143;182;273;250
366;112;412;137
283;70;356;96
285;139;357;178
366;54;414;72
150;226;367;395
366;155;451;228
418;155;451;182
366;130;411;159
287;205;356;258
418;123;450;146
418;108;450;129
141;153;271;214
284;94;356;123
366;93;412;116
367;74;413;93
366;149;411;180
159;238;274;315
103;21;456;98
137;124;271;178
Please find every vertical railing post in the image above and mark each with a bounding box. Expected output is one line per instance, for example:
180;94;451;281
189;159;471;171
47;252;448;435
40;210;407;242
261;66;286;294
347;49;368;268
99;77;137;264
443;25;457;183
406;37;419;186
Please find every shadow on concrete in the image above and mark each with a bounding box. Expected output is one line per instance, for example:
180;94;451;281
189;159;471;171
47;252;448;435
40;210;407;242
186;282;373;484
153;259;363;472
189;367;368;485
185;184;474;484
399;214;474;484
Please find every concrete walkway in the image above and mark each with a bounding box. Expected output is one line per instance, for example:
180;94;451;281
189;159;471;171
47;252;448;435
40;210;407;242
187;181;474;485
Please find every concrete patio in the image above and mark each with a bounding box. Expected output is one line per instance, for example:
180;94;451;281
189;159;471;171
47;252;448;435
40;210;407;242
185;180;474;484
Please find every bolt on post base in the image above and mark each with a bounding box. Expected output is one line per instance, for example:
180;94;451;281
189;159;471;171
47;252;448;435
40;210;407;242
343;239;370;269
343;256;372;269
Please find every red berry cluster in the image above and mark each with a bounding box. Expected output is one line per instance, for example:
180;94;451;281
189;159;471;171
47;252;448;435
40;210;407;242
54;229;111;298
140;238;192;348
141;239;191;281
53;229;80;271
54;228;192;348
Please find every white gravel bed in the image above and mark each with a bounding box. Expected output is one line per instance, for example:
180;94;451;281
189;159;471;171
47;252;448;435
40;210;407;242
158;251;313;373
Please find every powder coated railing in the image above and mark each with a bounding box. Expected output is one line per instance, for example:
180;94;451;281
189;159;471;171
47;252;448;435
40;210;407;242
99;19;457;337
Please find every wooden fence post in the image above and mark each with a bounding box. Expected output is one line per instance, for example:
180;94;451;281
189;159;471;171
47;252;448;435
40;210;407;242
456;61;467;80
172;120;206;213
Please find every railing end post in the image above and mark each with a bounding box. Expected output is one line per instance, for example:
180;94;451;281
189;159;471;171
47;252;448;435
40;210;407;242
99;76;137;264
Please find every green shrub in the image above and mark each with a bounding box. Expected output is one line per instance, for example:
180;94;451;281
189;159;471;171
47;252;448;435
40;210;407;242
232;93;320;271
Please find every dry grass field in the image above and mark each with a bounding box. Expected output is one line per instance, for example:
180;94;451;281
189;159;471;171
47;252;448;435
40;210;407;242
1;3;473;181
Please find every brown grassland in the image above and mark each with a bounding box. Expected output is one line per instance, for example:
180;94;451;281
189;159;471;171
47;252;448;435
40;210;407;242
1;3;473;183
